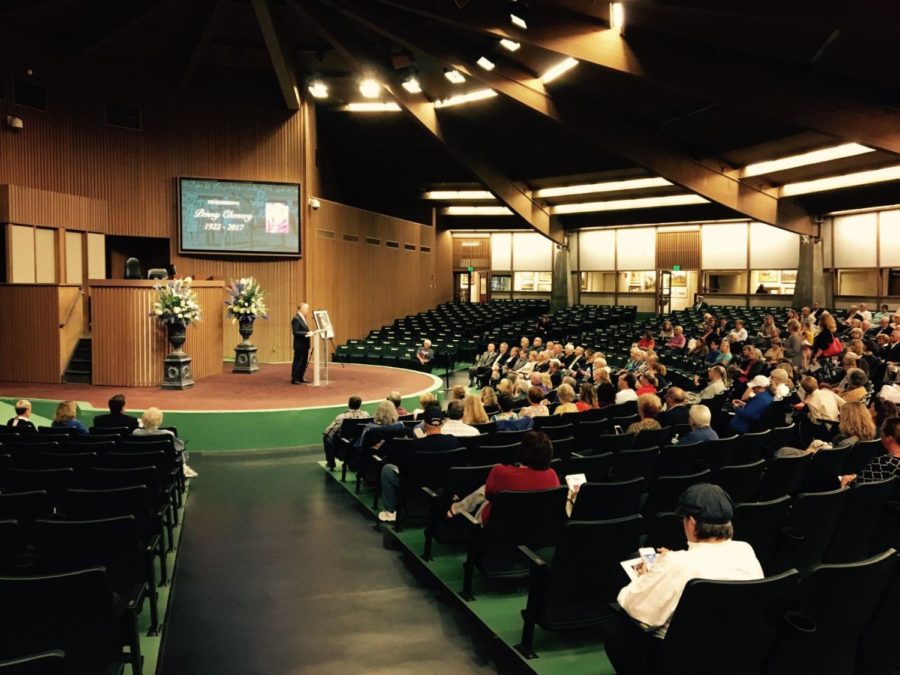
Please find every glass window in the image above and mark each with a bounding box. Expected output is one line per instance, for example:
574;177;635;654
618;271;656;293
513;271;552;292
491;274;511;292
886;269;900;296
837;269;879;296
580;272;617;292
703;271;746;294
750;270;796;296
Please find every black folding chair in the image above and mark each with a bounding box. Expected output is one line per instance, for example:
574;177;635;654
570;478;643;520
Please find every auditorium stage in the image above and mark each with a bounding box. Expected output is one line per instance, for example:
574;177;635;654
0;363;443;452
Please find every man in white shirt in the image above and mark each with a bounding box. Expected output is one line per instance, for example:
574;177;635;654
441;400;480;437
603;484;764;673
859;303;872;324
615;372;639;405
727;319;748;343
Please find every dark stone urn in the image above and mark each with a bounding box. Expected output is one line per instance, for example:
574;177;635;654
163;320;194;390
233;317;259;374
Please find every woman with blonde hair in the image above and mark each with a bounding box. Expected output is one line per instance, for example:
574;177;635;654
833;401;876;446
480;386;499;411
463;394;490;425
412;392;437;419
813;313;839;360
627;394;663;434
450;384;468;402
496;378;513;397
51;400;88;435
134;406;196;477
553;384;578;415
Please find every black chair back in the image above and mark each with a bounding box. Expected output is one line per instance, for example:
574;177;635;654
88;426;130;437
756;453;813;501
859;554;900;672
479;442;520;466
571;478;643;520
644;511;688;551
0;520;22;574
633;425;673;449
0;490;51;530
801;445;850;493
62;486;157;544
423;464;495;558
565;452;613;483
64;438;117;454
493;429;529;445
714;460;765;503
769;549;898;675
574;419;607;453
19;452;97;472
696;434;740;470
471;422;496;436
597;432;636;454
550;436;576;464
769;487;850;575
404;449;469;516
610;446;659;489
824;476;897;564
658;571;800;675
643;470;712;519
733;429;770;464
843;439;884;474
0;468;75;505
732;496;792;573
656;442;703;477
767;424;796;451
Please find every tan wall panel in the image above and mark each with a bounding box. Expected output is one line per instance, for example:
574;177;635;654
8;225;36;283
0;285;61;382
87;233;106;280
65;231;83;284
34;228;57;283
91;281;224;386
434;230;454;304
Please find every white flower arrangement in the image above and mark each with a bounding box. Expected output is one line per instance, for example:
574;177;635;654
151;277;202;325
225;277;269;323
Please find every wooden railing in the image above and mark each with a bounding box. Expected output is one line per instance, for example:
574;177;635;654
59;286;84;328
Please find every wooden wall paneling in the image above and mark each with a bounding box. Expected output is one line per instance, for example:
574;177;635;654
57;285;84;375
434;229;453;303
0;285;61;383
4;185;107;232
657;231;701;270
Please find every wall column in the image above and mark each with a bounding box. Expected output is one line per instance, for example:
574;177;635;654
794;236;826;308
551;238;569;311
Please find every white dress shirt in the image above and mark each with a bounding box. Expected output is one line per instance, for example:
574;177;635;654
441;419;480;437
617;540;763;637
615;388;638;405
729;328;748;342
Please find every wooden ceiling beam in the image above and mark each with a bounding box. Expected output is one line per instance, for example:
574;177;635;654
179;0;220;89
288;0;564;244
374;0;900;156
63;0;165;61
331;0;816;236
251;0;302;110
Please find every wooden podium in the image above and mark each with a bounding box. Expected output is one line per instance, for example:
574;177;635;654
90;279;225;387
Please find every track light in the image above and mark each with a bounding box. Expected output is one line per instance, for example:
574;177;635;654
423;190;495;200
781;165;900;196
742;143;874;178
476;56;496;71
401;76;422;94
550;194;708;214
499;39;521;52
442;206;513;216
358;78;381;98
434;89;497;108
342;102;401;112
510;13;527;29
541;57;579;83
307;80;328;99
444;68;466;84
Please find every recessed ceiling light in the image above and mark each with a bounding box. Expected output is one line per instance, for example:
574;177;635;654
510;13;527;29
359;78;381;98
742;143;875;178
307;81;328;99
499;39;521;52
434;89;498;108
342;102;402;112
401;76;422;94
476;56;496;71
780;164;900;196
541;57;579;84
444;68;466;84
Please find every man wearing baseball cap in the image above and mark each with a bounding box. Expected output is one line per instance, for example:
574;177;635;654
603;484;763;673
378;405;464;523
729;374;774;433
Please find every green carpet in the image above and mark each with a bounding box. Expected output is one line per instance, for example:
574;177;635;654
319;461;616;675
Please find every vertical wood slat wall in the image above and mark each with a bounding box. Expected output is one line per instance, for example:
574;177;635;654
0;285;74;383
656;231;701;270
91;282;224;387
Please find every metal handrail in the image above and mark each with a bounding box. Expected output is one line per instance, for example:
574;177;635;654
59;286;84;328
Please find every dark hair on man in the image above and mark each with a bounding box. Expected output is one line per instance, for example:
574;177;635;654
497;393;514;413
108;394;126;414
695;521;734;540
621;373;636;389
14;404;28;416
848;370;868;388
520;431;553;470
883;416;900;443
872;399;899;425
446;399;465;420
527;386;544;405
348;396;362;410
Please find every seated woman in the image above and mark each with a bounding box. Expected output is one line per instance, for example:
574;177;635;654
448;431;560;524
637;331;656;352
576;382;599;411
553;384;578;415
480;386;499;415
658;320;674;339
764;338;784;365
462;393;490;425
492;394;532;431
841;416;900;486
519;386;549;418
688;365;728;404
355;400;405;449
636;373;658;397
6;399;36;432
595;370;617;408
715;340;734;366
832;401;877;447
51;400;88;435
411;392;437;420
666;325;686;350
627;394;663;434
758;314;781;340
134;406;196;478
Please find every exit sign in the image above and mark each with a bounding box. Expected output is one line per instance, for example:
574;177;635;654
467;266;474;272
673;265;681;271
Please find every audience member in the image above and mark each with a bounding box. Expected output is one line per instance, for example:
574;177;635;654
730;375;773;433
675;405;718;445
134;406;196;478
799;376;843;427
356;400;404;449
841;416;900;486
520;386;550;418
493;394;532;431
322;395;371;469
416;339;434;371
666;326;686;349
6;399;35;432
480;386;499;412
92;393;140;431
411;392;437;419
627;394;662;434
553;384;578;415
462;394;490;425
387;391;408;416
832;401;877;446
51;400;88;435
616;373;638;405
637;331;656;351
636;373;658;397
688;366;727;404
657;387;689;428
659;320;674;339
576;383;599;411
442;400;480;436
469;343;498;387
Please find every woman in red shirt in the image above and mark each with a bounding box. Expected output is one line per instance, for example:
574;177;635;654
637;331;656;352
448;431;560;524
575;382;599;411
635;372;658;397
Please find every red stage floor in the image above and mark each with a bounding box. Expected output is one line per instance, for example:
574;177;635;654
0;363;441;411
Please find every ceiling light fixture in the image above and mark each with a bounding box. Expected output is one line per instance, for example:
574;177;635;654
535;177;672;198
342;102;402;112
550;194;708;214
423;190;495;200
742;143;875;178
510;13;527;29
541;57;579;84
442;206;513;216
401;76;422;94
609;2;625;31
476;56;496;71
780;164;900;196
444;68;466;84
307;80;328;99
358;78;381;98
434;88;498;108
499;39;521;52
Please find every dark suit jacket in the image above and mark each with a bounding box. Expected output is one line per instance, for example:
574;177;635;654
657;405;691;429
292;313;310;351
881;342;900;363
92;412;140;432
476;351;498;368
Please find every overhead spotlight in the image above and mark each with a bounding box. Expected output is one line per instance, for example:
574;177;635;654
434;88;497;108
499;39;521;52
444;68;466;84
342;102;402;112
307;80;328;99
609;2;625;31
359;78;381;98
510;12;527;29
541;57;579;83
401;75;422;94
476;56;496;71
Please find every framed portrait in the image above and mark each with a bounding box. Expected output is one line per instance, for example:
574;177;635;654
780;270;798;283
313;309;334;338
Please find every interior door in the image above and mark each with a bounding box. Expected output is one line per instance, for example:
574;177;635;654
657;270;672;314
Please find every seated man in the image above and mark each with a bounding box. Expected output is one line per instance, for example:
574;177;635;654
469;342;498;387
441;399;480;437
92;393;140;432
378;405;463;523
322;395;371;470
615;373;639;405
729;375;773;433
603;484;763;673
6;399;36;432
675;405;719;445
657;387;690;428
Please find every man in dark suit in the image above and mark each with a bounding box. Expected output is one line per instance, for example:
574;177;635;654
469;342;498;387
92;394;140;431
291;303;311;384
657;387;691;429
